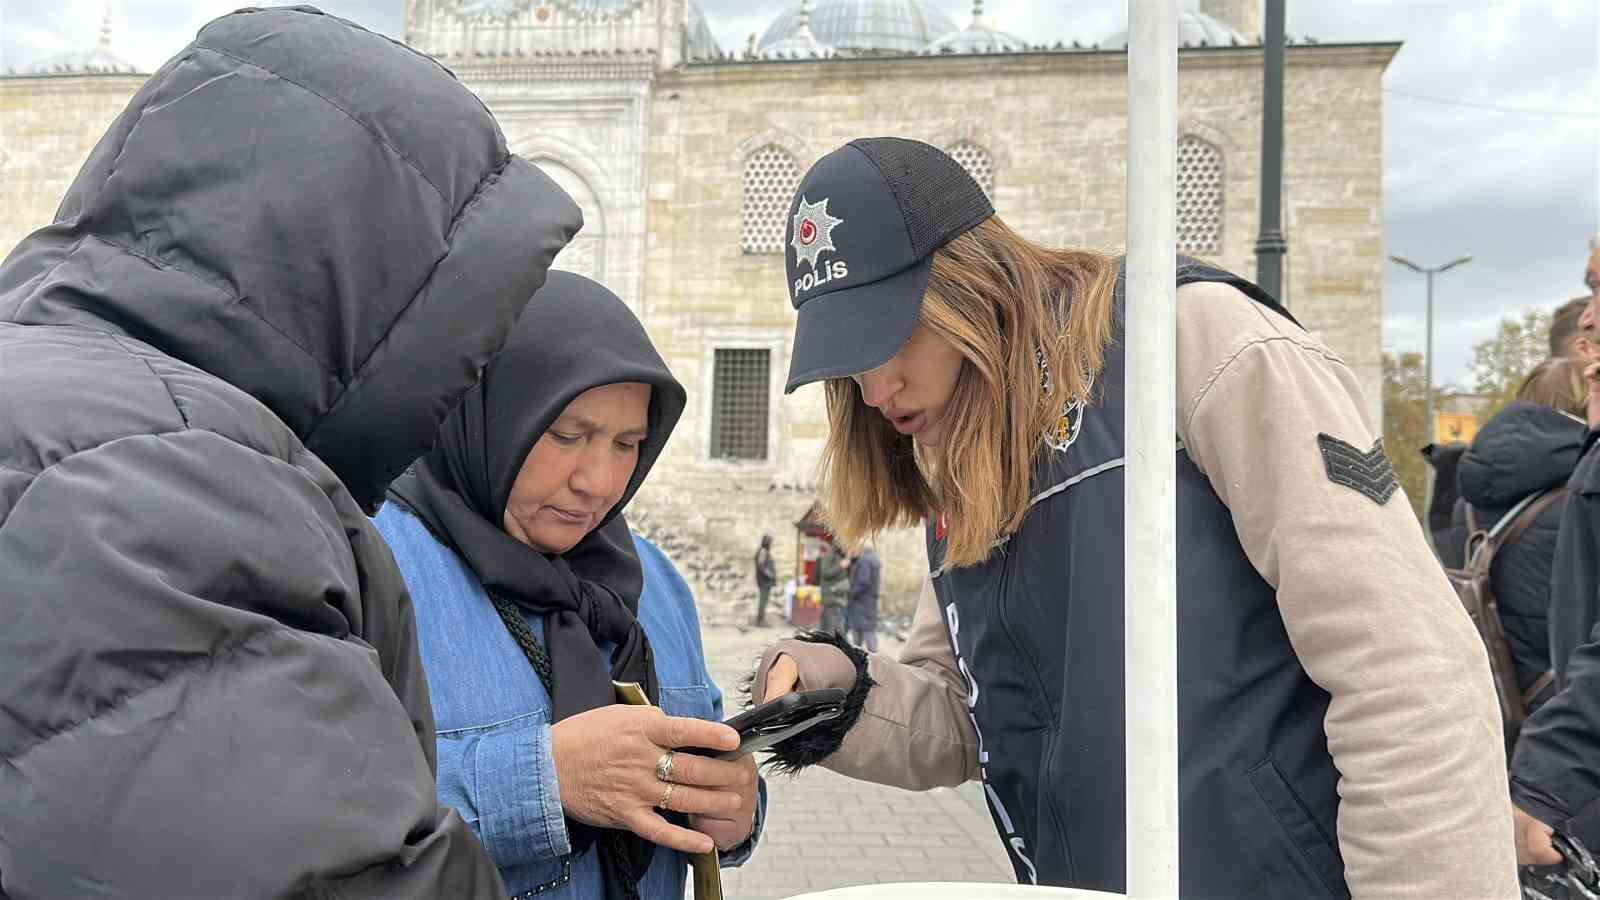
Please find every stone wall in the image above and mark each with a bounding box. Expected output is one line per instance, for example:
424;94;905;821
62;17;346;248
0;74;143;255
453;59;658;313
406;0;685;69
0;44;1395;622
637;44;1396;612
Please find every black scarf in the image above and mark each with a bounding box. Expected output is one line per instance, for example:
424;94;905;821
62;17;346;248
389;271;686;898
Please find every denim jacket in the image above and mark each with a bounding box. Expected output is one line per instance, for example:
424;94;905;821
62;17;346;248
374;504;765;899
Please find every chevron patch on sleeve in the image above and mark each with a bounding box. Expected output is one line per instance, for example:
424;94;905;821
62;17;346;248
1317;433;1399;505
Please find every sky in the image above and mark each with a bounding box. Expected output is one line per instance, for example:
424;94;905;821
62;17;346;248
2;0;1597;390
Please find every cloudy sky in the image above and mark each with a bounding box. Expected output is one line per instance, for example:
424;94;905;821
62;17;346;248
2;0;1597;388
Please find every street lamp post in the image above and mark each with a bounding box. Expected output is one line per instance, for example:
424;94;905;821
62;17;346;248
1389;253;1472;442
1254;0;1287;302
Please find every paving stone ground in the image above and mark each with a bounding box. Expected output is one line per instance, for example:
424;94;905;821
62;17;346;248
696;622;1016;899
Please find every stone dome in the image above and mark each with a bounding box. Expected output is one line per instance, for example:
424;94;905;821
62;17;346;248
1102;0;1248;50
12;8;141;76
758;0;834;58
759;0;956;56
685;1;723;59
459;0;653;19
760;30;834;59
921;0;1026;54
17;46;140;76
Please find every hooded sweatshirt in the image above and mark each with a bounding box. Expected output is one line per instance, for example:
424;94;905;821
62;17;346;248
0;7;581;897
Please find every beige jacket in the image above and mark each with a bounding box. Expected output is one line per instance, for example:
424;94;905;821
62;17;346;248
762;281;1519;898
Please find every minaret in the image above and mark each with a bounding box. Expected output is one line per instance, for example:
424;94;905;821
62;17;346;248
792;0;823;52
760;0;830;59
97;1;117;53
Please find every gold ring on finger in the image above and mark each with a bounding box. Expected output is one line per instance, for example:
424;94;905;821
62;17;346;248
657;781;675;810
654;750;676;783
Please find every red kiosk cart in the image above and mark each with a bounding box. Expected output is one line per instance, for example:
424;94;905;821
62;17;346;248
789;502;833;629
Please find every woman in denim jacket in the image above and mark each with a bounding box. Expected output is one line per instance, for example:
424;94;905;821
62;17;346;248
376;272;764;899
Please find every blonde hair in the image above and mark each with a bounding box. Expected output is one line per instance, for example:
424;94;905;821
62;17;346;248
1516;356;1587;418
817;216;1118;569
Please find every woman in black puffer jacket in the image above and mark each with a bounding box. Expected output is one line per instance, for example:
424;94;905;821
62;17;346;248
1445;359;1588;712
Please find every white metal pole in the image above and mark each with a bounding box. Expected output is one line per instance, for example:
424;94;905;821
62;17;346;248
1125;1;1180;898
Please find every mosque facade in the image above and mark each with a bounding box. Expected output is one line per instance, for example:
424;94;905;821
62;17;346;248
0;1;1398;612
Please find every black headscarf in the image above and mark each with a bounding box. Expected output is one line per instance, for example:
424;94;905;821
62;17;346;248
388;271;686;898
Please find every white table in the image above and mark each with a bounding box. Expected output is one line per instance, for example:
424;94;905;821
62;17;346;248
786;884;1118;899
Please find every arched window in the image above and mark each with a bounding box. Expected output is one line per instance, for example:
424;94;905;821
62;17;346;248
1176;136;1224;255
532;158;605;282
946;141;995;199
741;145;802;254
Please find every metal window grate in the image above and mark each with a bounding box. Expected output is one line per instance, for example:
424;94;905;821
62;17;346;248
946;140;995;199
710;348;771;461
1176;136;1223;255
741;146;802;254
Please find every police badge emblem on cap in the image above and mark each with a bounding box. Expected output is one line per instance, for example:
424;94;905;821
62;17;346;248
790;196;847;297
782;137;995;394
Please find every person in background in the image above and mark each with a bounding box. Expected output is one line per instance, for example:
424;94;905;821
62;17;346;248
1580;244;1600;425
0;8;582;896
754;534;778;627
1423;294;1600;560
846;546;882;652
1438;359;1586;718
1590;239;1600;306
1511;241;1600;869
1551;296;1590;359
1517;357;1592;422
817;539;851;638
751;137;1517;897
783;577;799;623
378;273;763;899
1422;441;1470;559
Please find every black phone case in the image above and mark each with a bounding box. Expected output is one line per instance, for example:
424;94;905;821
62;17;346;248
697;688;848;760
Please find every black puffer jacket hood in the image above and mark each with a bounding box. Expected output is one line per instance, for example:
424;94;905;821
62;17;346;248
0;9;578;896
1459;401;1585;509
0;5;582;509
1445;401;1583;708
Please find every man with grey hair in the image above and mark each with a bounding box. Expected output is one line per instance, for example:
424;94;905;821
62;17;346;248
1513;237;1600;873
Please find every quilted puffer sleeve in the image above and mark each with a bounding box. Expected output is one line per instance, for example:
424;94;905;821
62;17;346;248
0;429;504;898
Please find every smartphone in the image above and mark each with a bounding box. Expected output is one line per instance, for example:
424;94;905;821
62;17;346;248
699;688;848;760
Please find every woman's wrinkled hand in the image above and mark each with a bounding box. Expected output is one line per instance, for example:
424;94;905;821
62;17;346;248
688;753;760;851
551;705;745;855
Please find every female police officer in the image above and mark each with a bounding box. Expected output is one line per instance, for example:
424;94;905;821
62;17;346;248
753;138;1518;899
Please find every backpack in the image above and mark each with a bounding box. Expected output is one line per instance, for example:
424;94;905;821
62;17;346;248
1447;487;1567;747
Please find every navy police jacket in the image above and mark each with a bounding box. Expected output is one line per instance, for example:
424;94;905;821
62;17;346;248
926;263;1349;898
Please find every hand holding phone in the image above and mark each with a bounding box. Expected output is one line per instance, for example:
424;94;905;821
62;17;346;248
696;688;848;760
762;652;802;704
